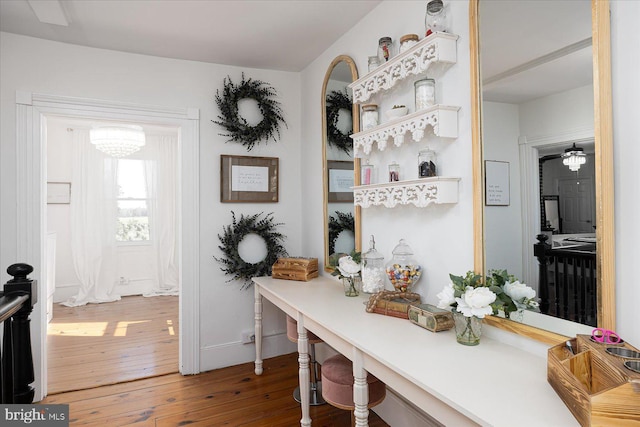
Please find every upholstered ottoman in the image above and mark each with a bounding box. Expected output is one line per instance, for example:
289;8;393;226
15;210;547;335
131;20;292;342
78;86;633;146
321;353;386;411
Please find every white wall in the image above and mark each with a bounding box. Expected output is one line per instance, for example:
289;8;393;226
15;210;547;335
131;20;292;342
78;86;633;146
0;32;300;372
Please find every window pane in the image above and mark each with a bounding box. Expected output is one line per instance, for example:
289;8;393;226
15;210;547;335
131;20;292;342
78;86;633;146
117;200;149;242
117;159;147;198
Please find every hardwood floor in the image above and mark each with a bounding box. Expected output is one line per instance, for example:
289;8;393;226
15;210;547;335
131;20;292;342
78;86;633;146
42;353;389;426
47;295;179;394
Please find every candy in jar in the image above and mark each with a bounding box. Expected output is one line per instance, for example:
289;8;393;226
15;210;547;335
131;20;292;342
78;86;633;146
361;235;386;293
385;239;422;292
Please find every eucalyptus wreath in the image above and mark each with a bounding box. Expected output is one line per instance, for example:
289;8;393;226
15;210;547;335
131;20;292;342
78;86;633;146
212;74;287;151
326;90;353;155
328;211;355;255
215;211;288;289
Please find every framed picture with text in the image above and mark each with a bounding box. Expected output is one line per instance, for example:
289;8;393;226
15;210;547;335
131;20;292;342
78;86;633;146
484;160;510;206
220;155;279;203
327;160;354;203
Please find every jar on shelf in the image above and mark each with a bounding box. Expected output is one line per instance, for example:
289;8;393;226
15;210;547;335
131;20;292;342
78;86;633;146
388;161;400;182
425;0;451;36
361;235;386;293
415;78;436;111
399;34;419;53
378;37;393;63
361;159;375;185
385;239;422;292
368;55;381;73
361;104;379;131
418;147;437;178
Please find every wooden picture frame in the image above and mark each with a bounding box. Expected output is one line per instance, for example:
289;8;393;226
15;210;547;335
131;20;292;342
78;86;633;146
47;182;71;204
484;160;510;206
220;155;279;203
327;160;354;203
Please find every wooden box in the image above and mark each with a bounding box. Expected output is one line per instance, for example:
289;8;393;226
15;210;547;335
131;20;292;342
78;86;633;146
408;304;454;332
271;257;318;281
547;334;640;426
365;291;421;319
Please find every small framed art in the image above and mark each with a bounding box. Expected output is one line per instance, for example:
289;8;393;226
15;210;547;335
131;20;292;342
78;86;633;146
327;160;354;203
220;155;279;203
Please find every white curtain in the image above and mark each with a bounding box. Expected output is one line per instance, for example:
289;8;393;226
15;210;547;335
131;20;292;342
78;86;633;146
143;135;179;296
63;129;121;306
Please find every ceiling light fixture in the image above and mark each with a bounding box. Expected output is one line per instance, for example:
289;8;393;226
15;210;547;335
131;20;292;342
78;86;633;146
89;125;146;158
562;143;586;172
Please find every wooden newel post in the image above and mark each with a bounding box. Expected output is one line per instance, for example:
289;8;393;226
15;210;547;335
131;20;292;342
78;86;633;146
534;234;550;315
3;263;37;403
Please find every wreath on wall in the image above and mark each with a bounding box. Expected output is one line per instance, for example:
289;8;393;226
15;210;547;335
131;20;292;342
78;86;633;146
326;90;353;155
328;211;355;255
212;74;287;151
215;211;288;289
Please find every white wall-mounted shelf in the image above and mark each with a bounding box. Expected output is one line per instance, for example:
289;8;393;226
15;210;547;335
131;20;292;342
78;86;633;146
350;104;460;157
348;32;459;104
353;177;460;208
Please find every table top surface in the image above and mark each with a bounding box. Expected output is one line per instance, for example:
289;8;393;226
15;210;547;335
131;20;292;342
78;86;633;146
254;275;578;427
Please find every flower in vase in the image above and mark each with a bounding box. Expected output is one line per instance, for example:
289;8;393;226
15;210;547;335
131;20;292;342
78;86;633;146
486;269;540;316
436;282;456;309
338;256;361;278
455;287;496;318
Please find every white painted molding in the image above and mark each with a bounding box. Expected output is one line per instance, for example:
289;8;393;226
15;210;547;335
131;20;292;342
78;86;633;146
16;90;33;105
349;32;458;103
354;177;460;208
351;105;460;157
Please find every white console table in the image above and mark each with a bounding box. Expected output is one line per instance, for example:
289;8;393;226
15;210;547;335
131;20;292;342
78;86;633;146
253;276;578;427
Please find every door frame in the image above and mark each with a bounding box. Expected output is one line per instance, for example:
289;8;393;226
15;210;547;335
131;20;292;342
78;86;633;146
16;91;201;400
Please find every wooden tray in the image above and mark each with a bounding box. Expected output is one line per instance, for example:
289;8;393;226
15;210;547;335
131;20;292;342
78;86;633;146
547;334;640;426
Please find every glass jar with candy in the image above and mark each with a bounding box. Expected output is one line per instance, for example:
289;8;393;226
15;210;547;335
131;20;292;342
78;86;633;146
385;239;422;292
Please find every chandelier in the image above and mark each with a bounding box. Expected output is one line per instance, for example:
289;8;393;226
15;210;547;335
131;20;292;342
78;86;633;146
89;125;146;158
562;143;586;172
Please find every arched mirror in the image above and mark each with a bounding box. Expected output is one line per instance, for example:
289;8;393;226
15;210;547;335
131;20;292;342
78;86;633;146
322;55;361;271
470;0;615;343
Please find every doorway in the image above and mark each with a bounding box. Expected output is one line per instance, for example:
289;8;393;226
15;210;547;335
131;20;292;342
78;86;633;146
16;92;200;401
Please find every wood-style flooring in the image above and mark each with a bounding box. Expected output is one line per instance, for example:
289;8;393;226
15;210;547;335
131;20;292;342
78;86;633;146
47;295;179;394
44;295;389;426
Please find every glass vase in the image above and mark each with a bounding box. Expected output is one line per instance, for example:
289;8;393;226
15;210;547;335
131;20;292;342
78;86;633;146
342;276;360;297
452;311;483;346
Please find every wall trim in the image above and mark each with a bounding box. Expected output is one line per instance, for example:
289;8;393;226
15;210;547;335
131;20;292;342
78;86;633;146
15;91;200;400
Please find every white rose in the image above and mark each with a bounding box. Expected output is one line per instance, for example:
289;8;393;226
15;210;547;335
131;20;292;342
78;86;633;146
455;287;496;318
436;282;456;309
338;256;361;277
503;281;536;302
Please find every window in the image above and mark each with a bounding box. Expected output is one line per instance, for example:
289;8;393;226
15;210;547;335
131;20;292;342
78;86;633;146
116;159;151;243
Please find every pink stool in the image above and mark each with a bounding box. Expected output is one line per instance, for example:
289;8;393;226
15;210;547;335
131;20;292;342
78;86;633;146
321;354;386;423
286;315;326;405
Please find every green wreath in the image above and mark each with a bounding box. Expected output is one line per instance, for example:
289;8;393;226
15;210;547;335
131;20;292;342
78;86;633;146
328;211;355;255
215;212;288;289
326;90;353;155
213;74;287;151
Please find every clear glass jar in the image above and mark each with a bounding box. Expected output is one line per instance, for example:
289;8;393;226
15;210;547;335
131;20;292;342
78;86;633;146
368;55;381;73
399;34;419;53
378;37;393;63
425;0;451;36
361;235;386;293
415;78;436;111
361;159;375;185
385;239;423;292
361;104;379;131
418;147;437;178
388;161;400;182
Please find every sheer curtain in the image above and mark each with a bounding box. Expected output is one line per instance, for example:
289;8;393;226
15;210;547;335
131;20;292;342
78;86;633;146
143;134;179;296
62;129;121;307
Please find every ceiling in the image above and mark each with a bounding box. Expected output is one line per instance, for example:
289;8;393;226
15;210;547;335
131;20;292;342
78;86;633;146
0;0;382;72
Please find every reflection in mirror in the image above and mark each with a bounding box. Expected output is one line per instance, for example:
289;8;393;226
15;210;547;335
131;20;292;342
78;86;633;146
471;0;615;343
322;56;360;271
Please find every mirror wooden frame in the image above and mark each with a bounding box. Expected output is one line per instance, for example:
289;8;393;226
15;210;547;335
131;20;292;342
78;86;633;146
322;55;361;272
470;0;615;344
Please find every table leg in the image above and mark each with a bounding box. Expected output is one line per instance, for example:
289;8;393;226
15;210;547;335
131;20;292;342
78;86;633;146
254;286;263;376
297;313;311;427
352;348;369;427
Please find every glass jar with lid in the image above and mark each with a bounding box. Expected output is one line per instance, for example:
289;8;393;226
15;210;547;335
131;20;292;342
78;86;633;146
399;34;419;53
385;239;423;292
425;0;451;36
388;161;400;182
361;235;386;293
418;147;437;178
415;78;436;111
378;37;393;63
361;159;375;185
368;55;381;73
361;104;379;131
